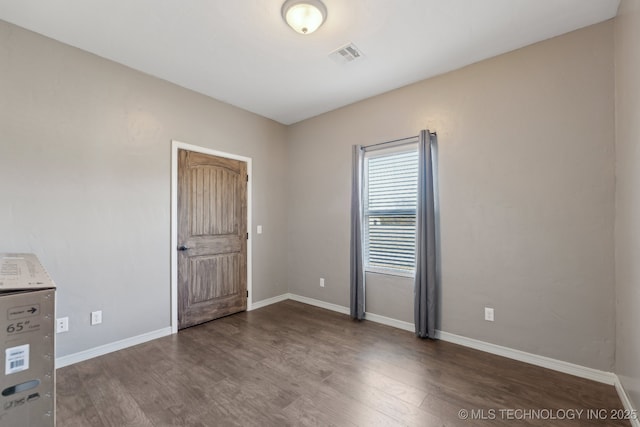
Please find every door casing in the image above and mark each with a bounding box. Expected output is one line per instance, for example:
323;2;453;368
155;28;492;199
170;140;252;334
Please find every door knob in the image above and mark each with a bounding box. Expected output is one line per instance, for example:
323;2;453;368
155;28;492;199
177;245;190;251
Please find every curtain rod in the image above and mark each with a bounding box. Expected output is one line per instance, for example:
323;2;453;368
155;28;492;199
363;131;437;151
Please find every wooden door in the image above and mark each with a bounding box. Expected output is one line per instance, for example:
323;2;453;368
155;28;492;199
177;149;247;329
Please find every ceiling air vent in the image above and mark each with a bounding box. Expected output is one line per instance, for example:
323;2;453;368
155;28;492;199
329;43;364;64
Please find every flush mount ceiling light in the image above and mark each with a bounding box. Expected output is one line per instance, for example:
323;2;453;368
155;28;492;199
281;0;327;35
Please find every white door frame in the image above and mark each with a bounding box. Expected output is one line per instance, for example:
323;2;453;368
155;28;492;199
170;140;252;334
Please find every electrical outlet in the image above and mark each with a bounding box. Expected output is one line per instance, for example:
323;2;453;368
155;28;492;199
56;317;69;333
91;310;102;326
485;307;494;322
320;278;325;288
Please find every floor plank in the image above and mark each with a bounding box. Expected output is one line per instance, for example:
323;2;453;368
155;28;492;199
56;300;630;426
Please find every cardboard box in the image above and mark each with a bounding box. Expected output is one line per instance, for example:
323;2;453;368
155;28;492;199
0;254;55;427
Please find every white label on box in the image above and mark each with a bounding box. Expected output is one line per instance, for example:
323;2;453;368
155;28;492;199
5;344;30;375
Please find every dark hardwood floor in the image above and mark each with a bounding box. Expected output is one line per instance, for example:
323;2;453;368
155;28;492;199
57;300;630;426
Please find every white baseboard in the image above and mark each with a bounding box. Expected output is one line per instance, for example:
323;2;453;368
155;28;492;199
287;293;350;315
363;311;414;332
614;376;640;427
55;327;172;369
249;293;289;310
436;331;616;385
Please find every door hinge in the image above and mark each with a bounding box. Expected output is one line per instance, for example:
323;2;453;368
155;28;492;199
246;232;249;240
246;290;249;297
246;174;249;182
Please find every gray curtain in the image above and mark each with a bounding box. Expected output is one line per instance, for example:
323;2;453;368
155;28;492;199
350;145;365;320
414;130;438;338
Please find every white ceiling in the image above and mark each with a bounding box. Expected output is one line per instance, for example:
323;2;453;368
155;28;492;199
0;0;620;125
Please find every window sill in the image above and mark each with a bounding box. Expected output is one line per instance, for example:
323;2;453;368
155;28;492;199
365;266;415;279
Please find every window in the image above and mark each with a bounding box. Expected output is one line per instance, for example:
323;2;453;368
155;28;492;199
364;144;418;276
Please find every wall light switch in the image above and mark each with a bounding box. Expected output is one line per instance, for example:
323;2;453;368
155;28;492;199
91;310;102;326
257;225;263;234
485;307;494;322
320;278;325;288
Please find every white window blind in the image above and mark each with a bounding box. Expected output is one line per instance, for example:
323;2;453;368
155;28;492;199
364;147;418;273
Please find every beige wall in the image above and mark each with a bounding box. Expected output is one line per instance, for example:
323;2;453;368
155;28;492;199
287;22;616;370
0;20;289;357
614;0;640;409
0;14;623;375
